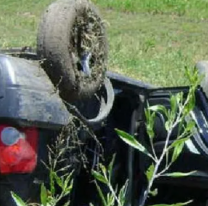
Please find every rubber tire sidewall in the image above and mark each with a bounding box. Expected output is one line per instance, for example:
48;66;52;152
37;0;108;101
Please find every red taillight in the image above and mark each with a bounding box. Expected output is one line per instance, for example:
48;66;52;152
0;125;38;174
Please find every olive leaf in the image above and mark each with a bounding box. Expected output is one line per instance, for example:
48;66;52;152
92;170;108;184
148;105;168;117
116;129;154;160
11;192;28;206
40;183;48;206
171;140;185;163
108;154;116;180
146;164;155;183
145;109;156;139
118;180;128;206
168;136;190;150
94;181;107;206
52;171;64;189
162;171;196;178
150;199;192;206
149;188;158;197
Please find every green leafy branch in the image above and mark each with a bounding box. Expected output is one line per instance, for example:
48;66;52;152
91;155;128;206
11;170;74;206
116;68;201;206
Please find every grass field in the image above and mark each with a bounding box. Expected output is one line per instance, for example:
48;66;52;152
93;0;208;19
1;0;208;86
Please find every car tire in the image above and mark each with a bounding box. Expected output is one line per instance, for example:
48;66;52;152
37;0;108;101
196;61;208;98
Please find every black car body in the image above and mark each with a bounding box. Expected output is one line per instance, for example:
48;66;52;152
0;50;208;205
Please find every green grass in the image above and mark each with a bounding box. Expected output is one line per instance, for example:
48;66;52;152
1;0;208;86
93;0;208;19
103;10;208;86
0;0;54;47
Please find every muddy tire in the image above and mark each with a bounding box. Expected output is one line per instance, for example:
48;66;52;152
37;0;108;101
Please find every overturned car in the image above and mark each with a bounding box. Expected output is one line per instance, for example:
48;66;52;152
1;0;208;206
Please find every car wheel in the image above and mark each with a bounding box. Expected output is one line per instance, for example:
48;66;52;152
37;0;108;101
196;61;208;97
